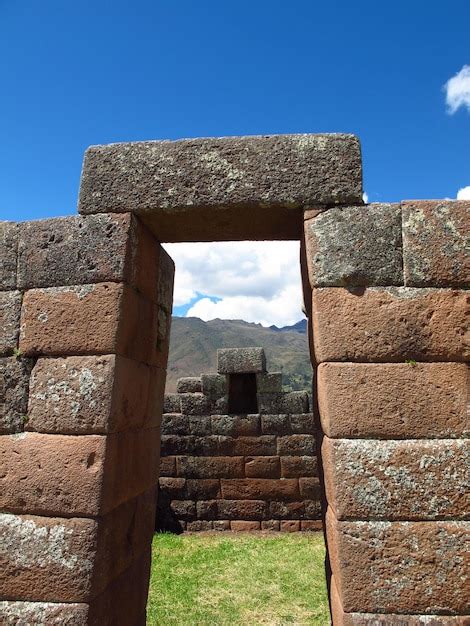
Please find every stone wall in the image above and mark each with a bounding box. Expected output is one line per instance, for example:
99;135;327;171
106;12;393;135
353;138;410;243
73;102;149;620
0;214;174;625
302;200;469;624
158;347;322;532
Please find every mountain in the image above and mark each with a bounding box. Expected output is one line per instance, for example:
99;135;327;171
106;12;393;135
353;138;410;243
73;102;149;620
165;317;312;393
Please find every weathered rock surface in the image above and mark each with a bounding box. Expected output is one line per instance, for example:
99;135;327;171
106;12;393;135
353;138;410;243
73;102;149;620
0;291;21;355
217;347;266;373
1;357;34;434
0;222;18;291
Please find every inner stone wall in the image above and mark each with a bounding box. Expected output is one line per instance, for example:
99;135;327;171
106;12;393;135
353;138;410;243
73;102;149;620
158;347;322;532
0;214;174;625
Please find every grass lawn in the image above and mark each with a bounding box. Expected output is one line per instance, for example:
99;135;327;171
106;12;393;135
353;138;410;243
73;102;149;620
147;532;329;625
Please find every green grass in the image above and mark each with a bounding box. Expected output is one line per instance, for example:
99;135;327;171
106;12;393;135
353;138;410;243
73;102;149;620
147;532;329;625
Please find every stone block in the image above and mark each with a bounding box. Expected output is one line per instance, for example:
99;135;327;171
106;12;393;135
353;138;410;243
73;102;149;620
312;287;469;362
17;214;160;301
0;222;18;291
280;391;309;413
218;499;267;520
213;520;230;531
257;393;282;414
277;434;316;456
301;520;323;531
299;477;321;499
262;520;280;531
160;435;195;456
196;500;218;520
304;203;403;287
180;393;211;415
145;365;167;429
185;479;220;499
261;414;290;435
159;455;176;476
318;362;469;439
201;373;227;400
221;478;300;501
327;508;470;614
280;456;318;478
269;501;306;520
1;357;34;434
161;413;189;435
245;456;281;478
322;437;469;520
0;601;89;625
289;413;315;433
256;372;282;393
231;520;261;531
158;477;186;498
170;500;195;520
218;435;277;456
211;414;260;436
176;377;202;393
402;200;470;287
217;347;266;374
188;415;212;435
157;246;175;313
19;283;159;364
163;393;181;414
27;355;150;434
176;456;245;478
187;520;213;531
0;490;155;602
0;290;21;355
78;134;363;241
0;430;159;516
280;520;300;532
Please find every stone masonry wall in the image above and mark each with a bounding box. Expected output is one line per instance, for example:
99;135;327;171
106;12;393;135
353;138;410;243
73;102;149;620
158;347;322;532
302;200;469;625
0;214;174;626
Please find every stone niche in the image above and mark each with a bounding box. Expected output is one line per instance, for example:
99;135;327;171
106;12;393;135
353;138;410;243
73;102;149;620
158;347;322;532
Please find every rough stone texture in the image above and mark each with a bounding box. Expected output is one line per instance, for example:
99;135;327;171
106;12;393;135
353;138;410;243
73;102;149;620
0;490;154;602
327;509;470;614
318;362;470;439
329;577;469;626
256;372;282;393
322;438;469;520
78;134;363;241
1;357;34;434
176;456;245;478
201;373;227;399
217;347;266;374
402;200;470;287
211;414;260;436
280;456;318;478
277;434;316;455
176;377;202;393
258;391;309;414
312;287;469;362
19;283;158;364
17;214;160;301
0;601;89;625
0;290;22;355
245;456;281;478
0;222;18;291
157;246;175;313
161;413;189;435
179;392;211;415
0;430;159;516
305;203;403;287
220;479;300;501
26;355;151;434
163;393;181;414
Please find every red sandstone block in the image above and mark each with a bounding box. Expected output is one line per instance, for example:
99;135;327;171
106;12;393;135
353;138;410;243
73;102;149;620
231;520;261;531
221;478;300;501
219;435;277;456
301;520;323;531
322;437;469;520
277;434;316;456
218;499;267;520
1;290;21;355
0;430;159;516
280;520;300;532
312;287;469;362
299;477;321;500
158;477;186;498
145;365;167;429
17;214;161;302
280;455;318;477
1;357;34;434
262;520;280;531
245;456;281;478
0;490;155;602
326;507;469;614
27;355;151;434
402;200;470;288
19;283;159;364
159;455;176;476
176;456;245;478
269;501;305;520
318;362;469;439
157;245;175;314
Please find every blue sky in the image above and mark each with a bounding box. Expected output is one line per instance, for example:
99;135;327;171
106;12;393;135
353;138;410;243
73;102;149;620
1;1;468;325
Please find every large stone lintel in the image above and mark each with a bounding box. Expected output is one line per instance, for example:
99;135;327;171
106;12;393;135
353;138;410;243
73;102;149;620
77;134;363;241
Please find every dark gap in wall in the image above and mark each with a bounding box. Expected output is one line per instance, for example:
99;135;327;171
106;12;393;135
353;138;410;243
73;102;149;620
228;373;258;414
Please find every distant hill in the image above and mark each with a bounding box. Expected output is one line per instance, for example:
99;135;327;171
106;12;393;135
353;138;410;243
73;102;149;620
166;317;312;393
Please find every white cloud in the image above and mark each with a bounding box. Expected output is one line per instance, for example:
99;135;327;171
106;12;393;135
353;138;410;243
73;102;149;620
162;241;304;327
444;65;470;114
362;191;369;203
457;185;470;200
